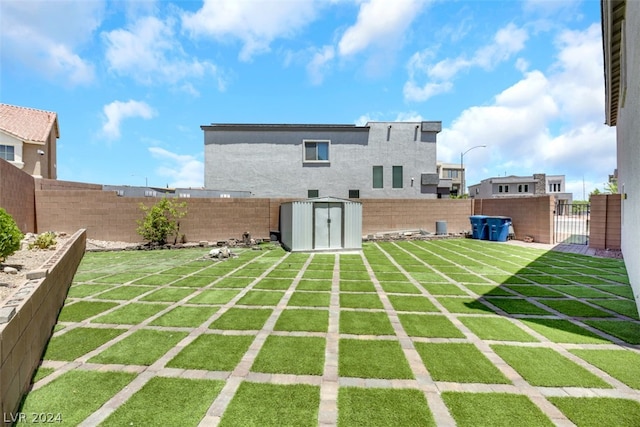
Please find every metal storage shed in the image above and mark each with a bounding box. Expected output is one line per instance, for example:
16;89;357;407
279;197;362;252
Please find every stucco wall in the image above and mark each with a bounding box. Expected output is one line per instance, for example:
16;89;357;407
0;158;36;233
204;122;439;198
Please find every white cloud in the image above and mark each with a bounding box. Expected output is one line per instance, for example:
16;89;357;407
0;0;103;85
404;23;528;102
181;0;319;61
103;16;222;88
102;100;156;139
307;45;335;85
149;147;204;188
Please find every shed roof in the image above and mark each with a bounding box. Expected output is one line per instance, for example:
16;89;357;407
0;103;59;143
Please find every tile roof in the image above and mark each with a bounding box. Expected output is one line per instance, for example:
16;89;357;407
0;103;59;143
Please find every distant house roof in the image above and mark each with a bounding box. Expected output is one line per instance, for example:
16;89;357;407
0;103;59;143
601;0;625;126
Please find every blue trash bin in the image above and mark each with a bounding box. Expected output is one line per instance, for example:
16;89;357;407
469;215;489;240
487;216;512;242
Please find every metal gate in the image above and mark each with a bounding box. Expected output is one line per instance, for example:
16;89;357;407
554;202;590;244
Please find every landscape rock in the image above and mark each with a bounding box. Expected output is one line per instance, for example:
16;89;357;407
3;267;18;275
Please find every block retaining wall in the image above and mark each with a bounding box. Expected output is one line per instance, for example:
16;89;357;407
589;194;622;250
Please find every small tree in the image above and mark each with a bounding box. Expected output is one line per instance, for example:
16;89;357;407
0;208;23;262
136;198;187;245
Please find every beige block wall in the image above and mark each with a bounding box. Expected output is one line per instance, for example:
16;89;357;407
589;194;622;250
0;158;36;233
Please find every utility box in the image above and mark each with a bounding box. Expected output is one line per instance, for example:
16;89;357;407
279;197;362;252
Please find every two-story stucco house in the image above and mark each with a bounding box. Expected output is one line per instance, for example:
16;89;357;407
0;103;58;179
202;121;442;199
468;173;573;205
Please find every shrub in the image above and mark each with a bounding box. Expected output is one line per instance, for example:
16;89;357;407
29;231;57;249
0;208;23;262
136;198;187;245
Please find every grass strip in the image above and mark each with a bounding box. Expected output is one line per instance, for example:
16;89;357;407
92;303;167;324
149;306;218;328
340;311;395;335
587;299;639;319
188;290;240;305
274;309;329;332
209;308;272;330
520;319;609;344
340;293;384;309
399;314;465;338
57;301;118;322
251;336;325;375
339;339;414;379
484;298;551;315
288;292;331;307
460;317;536;342
43;327;125;361
548;397;640;427
237;290;285;306
167;334;254;371
296;280;332;291
66;284;114;298
140;287;195;302
569;349;640;389
340;280;376;292
89;330;187;366
538;299;613;317
584;320;640;344
436;297;492;314
388;295;438;312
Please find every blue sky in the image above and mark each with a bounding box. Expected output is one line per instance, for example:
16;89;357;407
0;0;615;199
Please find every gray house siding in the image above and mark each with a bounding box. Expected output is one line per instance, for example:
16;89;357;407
203;122;440;199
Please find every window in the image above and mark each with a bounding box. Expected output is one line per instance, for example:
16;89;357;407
518;184;529;193
348;189;360;198
0;145;15;161
144;190;157;197
303;140;329;162
549;182;560;192
504;185;509;193
392;166;403;189
498;185;503;193
445;169;459;178
178;193;191;198
308;189;319;198
373;166;383;188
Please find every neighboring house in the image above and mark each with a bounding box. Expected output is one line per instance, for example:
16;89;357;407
436;162;464;198
602;0;639;306
0;103;58;179
202;121;442;199
103;185;251;198
468;173;573;205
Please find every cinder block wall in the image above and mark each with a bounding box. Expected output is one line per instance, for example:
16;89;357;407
589;194;622;250
37;178;102;191
0;230;86;423
473;196;554;244
0;158;36;233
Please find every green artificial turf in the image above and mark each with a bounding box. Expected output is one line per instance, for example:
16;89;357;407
340;280;376;292
420;283;467;295
131;274;182;286
548;397;640;427
18;371;135;426
92;303;168;324
415;343;510;383
484;275;532;285
167;334;254;371
570;349;640;389
274;309;329;332
287;292;331;307
503;285;564;298
296;279;332;291
339;311;395;335
43;327;125;361
149;306;219;328
398;313;465;338
219;382;320;427
588;299;639;319
379;281;421;294
266;269;299;279
338;387;436;426
237;290;285;306
491;345;612;388
445;273;491;284
213;277;256;288
484;298;552;315
89;330;188;366
592;284;634;299
188;290;240;304
340;293;384;309
101;377;224;427
72;272;110;282
436;297;492;314
464;284;512;296
161;265;206;275
388;295;438;312
374;272;408;282
139;287;195;302
340;270;372;281
339;339;414;379
303;270;334;280
460;317;537;342
549;285;611;298
170;276;215;288
31;367;55;383
584;320;640;344
251;336;325;375
442;392;553;427
66;284;114;298
209;308;273;330
520;319;609;344
537;299;613;318
92;272;149;284
410;272;448;283
253;278;293;290
57;301;119;322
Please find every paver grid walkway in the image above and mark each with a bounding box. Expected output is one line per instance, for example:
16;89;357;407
22;239;640;426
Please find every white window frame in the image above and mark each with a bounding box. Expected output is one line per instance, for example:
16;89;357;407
303;140;330;163
0;142;24;168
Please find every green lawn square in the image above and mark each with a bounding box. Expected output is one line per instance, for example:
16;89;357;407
219;382;320;427
340;280;376;292
73;271;110;282
415;343;510;384
161;265;207;276
421;283;467;296
66;284;114;298
18;371;136;426
484;298;551;315
170;276;215;288
94;285;152;300
266;269;299;279
92;272;149;284
139;287;195;302
188;290;240;305
460;317;537;342
548;397;640;427
89;330;188;366
302;269;334;280
388;295;438;312
253;278;293;290
379;281;421;294
549;285;611;298
442;392;553;427
274;309;328;332
306;262;335;271
43;327;125;361
587;299;639;319
445;273;491;284
569;349;640;389
520;275;572;285
592;284;634;299
340;311;395;335
537;299;614;318
132;274;182;286
491;345;612;388
296;279;332;291
167;334;254;371
209;308;273;330
339;339;414;379
436;297;492;314
504;285;564;297
399;314;465;338
410;272;447;283
340;270;372;281
338;387;436;426
584;320;640;344
237;290;285;306
340;293;383;309
463;284;512;296
288;291;331;307
251;336;325;375
374;272;408;282
213;277;255;288
484;274;532;284
520;319;609;344
101;377;224;427
57;301;119;322
92;303;168;324
149;306;218;328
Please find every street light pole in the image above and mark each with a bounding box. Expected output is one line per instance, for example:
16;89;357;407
460;145;487;196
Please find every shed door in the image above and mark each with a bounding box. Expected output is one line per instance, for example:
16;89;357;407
314;203;342;249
